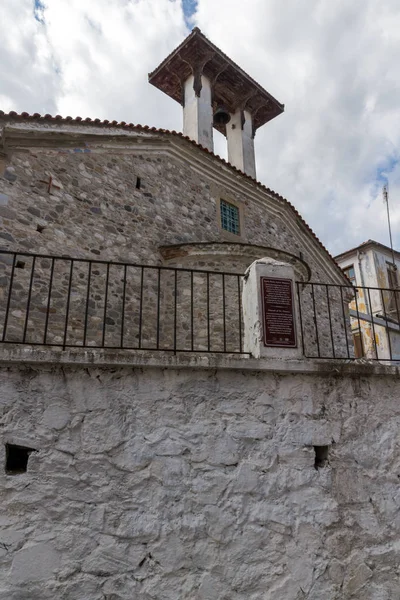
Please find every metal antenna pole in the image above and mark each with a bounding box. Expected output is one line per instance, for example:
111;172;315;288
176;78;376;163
383;184;396;268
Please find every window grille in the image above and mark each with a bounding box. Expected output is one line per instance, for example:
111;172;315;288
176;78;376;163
220;200;240;235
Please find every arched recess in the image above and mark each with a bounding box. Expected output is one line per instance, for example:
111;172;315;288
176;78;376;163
159;242;311;281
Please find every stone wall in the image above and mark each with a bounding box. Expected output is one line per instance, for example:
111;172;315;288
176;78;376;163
0;132;350;355
1;353;400;599
0;126;337;284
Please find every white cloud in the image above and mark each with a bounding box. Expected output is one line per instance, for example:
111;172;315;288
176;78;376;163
1;0;400;256
0;0;58;113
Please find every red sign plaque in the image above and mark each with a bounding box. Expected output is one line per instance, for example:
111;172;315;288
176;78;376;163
261;277;297;348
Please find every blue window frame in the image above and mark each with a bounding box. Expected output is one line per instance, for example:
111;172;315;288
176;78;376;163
220;199;240;235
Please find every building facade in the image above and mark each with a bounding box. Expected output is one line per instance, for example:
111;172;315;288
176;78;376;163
1;28;400;600
335;239;400;361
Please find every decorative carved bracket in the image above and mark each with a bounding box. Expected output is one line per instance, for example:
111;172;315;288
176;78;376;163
178;50;215;98
250;99;271;138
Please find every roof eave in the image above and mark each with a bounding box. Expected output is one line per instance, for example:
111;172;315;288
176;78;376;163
148;28;284;113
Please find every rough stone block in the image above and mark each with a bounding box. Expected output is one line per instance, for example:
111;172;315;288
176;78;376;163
11;543;60;584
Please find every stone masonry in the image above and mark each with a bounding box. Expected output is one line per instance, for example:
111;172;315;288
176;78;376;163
0;352;399;599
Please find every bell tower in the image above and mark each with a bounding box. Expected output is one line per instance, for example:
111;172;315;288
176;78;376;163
149;28;284;179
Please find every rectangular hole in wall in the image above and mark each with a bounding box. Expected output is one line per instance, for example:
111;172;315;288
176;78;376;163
314;445;329;469
136;176;141;190
5;443;36;475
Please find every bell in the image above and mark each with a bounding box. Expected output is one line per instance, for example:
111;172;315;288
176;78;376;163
213;106;231;126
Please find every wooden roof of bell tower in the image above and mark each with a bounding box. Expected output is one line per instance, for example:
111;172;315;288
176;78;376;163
148;28;284;135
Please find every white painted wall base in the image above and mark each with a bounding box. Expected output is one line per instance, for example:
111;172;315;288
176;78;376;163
1;359;400;598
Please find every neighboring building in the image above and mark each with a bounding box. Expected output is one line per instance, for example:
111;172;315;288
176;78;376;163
1;28;400;600
335;239;400;360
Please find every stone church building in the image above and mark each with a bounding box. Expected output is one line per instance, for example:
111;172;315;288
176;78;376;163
0;28;399;600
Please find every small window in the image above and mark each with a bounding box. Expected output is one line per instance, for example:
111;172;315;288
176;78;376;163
220;199;240;235
387;262;398;289
353;332;364;358
343;265;356;285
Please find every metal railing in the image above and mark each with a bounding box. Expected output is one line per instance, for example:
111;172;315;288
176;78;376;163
0;251;247;354
296;281;400;361
2;250;400;362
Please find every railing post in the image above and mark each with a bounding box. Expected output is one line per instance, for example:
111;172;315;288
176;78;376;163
242;258;303;359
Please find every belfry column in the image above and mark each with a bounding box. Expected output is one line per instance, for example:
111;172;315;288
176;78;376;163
226;109;256;179
183;74;213;152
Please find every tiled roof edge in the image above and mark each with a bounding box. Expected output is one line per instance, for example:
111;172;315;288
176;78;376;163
335;239;400;260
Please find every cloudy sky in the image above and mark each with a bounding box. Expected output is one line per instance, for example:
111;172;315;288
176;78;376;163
1;0;400;256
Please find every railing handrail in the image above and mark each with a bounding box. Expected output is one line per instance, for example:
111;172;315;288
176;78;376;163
299;280;400;293
0;249;244;278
